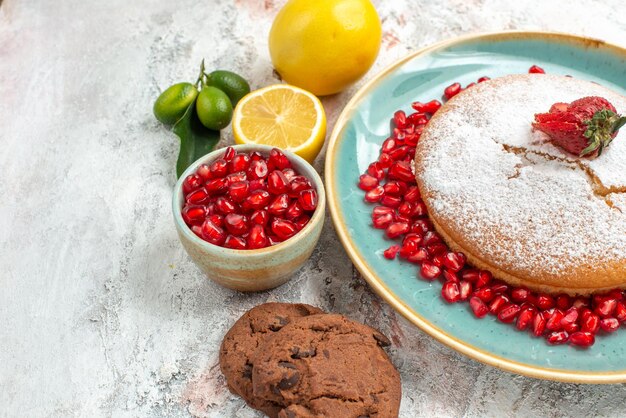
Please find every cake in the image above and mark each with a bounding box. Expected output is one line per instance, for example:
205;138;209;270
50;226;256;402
414;74;626;296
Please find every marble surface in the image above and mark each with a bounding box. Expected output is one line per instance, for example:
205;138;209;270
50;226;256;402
1;0;626;417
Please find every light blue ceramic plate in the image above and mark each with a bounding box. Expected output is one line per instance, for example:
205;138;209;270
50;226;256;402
325;32;626;383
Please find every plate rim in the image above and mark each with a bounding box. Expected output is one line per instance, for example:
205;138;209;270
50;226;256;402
324;30;626;384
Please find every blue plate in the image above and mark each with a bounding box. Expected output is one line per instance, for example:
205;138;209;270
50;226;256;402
325;31;626;383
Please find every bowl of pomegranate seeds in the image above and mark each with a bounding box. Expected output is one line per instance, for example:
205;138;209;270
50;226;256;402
173;144;325;292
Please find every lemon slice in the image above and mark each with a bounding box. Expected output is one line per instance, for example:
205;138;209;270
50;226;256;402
232;84;327;162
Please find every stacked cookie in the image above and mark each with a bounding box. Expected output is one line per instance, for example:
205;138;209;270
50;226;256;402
219;303;401;418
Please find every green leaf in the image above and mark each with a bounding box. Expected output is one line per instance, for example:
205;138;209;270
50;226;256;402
172;98;220;178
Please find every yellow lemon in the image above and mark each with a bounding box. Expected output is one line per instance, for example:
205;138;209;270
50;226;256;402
232;84;327;163
269;0;382;96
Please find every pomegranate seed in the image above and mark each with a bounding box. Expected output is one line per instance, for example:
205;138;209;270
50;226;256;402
529;65;545;74
250;210;269;226
224;235;247;250
470;296;489;318
383;245;400;260
410;219;432;235
411;201;428;218
226;171;247;184
223;213;248;236
581;312;600;334
406;112;428;126
615;302;626;322
405;247;429;263
186;188;210;205
181;206;206;225
183;174;203;194
399;234;422;256
498;303;521;323
404;186;421;203
600;318;619;333
210;159;229;178
378;153;393;168
228;181;249;203
459;280;472;301
442;252;466;272
388;162;414;182
289;177;313;197
511;287;530;303
393;110;407;128
490;282;509;295
569;331;595;347
555;294;571;310
268;148;291;170
215;197;238;215
229;153;250;173
608;289;624;300
373;213;394;229
516;306;536;330
245;190;271;210
443;82;461;100
461;269;479;282
442;269;459;283
465;82;476;89
268;170;290;195
533;312;547;336
271;218;298;240
422;231;441;246
475;270;492;288
200;219;226;246
420;261;441;280
388;146;409;161
205;178;228;195
247;160;268;180
222;147;236;161
398;201;413;217
382;138;397;153
281;169;296;182
432;253;446;267
268;235;282;246
560;308;580;333
367;162;385;180
442;281;461;303
547;331;569;345
477;76;490;83
489;295;510;315
247;224;268;249
536;294;556;310
385;222;409;239
473;287;494;303
299;189;318;211
358;174;379;191
293;215;310;230
595;298;617;318
572;298;589;309
268;194;290;215
285;201;303;220
249;151;264;161
380;195;402;208
545;309;564;331
197;164;212;181
248;179;266;192
383;181;405;196
373;205;395;217
412;100;442;114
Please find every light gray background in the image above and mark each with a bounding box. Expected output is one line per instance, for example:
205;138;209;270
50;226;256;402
1;0;626;416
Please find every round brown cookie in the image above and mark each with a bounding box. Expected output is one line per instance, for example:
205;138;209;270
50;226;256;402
219;303;324;417
252;314;401;418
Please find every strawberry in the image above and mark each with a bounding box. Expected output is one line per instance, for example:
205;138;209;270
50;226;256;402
532;96;626;158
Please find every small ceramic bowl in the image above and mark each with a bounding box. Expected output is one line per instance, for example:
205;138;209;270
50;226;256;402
173;144;325;292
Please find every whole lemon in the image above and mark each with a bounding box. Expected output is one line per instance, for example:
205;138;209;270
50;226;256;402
269;0;382;96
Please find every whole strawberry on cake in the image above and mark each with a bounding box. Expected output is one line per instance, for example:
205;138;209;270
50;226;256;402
414;74;626;296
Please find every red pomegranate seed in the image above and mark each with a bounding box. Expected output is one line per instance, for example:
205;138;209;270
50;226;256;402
380;195;402;208
373;213;394;229
181;206;206;225
268;235;282;246
247;224;268;249
475;270;492;289
400;234;422;255
248;179;266;192
367;162;385;180
555;294;571;310
285;201;303;220
200;219;226;245
385;222;410;239
411;201;428;218
383;245;400;260
247;160;268;180
442;281;461;303
228;181;249;203
581;312;600;334
498;303;521;323
461;269;479;282
572;298;589;309
442;269;459;283
410;219;432;235
442;252;466;272
511;287;531;303
358;174;379;191
420;261;441;280
299;189;318;211
393;110;407;128
600;318;619;332
422;231;441;246
281;168;296;182
443;82;461;100
405;247;429;263
206;213;222;227
229;153;250;173
465;82;476;89
226;171;247;184
223;213;248;236
547;331;569;345
245;190;271;210
388;146;409;161
183;174;203;194
222;146;236;161
382;138;397;153
432;253;446;268
249;151;264;161
615;302;626;322
224;235;247;250
378;153;393;168
215;197;238;215
412;99;442;114
289;177;313;197
398;201;413;217
545;309;564;331
533;312;547;336
406;112;428;126
197;164;212;181
426;243;447;257
516;306;536;330
469;296;489;318
608;289;624;300
271;218;298;240
561;308;580;333
388;162;414;182
268;148;291;170
383;181;405;196
529;65;545;74
373;205;394;217
250;210;269;226
473;287;494;303
210;159;228;178
569;331;595;347
186;188;210;205
293;215;310;230
477;76;490;83
268;194;290;215
536;294;556;310
595;298;617;318
459;280;472;301
205;178;228;195
268;170;290;194
489;295;510;315
404;186;421;203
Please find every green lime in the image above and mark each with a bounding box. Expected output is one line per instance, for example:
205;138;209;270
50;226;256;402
206;70;251;106
153;82;198;125
196;86;233;130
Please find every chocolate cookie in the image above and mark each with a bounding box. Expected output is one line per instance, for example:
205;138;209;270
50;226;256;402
251;314;401;418
219;303;324;416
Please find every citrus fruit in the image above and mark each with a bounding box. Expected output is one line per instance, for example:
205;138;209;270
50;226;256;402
206;70;251;106
196;86;233;130
153;82;198;125
269;0;381;96
232;84;326;162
